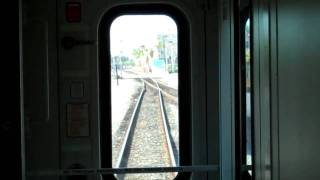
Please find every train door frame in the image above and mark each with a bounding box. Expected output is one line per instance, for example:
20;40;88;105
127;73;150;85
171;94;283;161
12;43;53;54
220;0;274;178
234;0;255;178
98;4;191;179
252;0;273;179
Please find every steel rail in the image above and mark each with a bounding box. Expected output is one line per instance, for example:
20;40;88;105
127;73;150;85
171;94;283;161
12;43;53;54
142;78;177;167
115;77;178;177
155;80;177;167
114;80;146;168
143;78;177;102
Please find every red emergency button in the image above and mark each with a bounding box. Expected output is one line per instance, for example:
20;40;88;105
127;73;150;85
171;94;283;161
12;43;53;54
66;2;81;22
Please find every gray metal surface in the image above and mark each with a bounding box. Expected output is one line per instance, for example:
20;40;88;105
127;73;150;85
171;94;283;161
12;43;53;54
277;0;320;179
219;0;235;179
22;0;60;179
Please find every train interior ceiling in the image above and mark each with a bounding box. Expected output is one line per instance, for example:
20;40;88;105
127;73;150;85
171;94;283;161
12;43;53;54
4;0;320;179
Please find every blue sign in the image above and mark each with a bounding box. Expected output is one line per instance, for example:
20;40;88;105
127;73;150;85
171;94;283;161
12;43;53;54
152;58;165;69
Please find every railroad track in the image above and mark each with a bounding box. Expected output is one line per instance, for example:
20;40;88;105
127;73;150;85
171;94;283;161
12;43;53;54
114;78;178;180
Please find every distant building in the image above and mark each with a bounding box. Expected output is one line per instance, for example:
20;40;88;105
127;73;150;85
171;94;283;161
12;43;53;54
157;34;178;73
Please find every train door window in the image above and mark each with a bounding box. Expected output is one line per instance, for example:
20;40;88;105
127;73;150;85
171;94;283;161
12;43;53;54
99;5;191;180
111;15;178;179
240;16;254;180
236;2;253;179
244;18;253;176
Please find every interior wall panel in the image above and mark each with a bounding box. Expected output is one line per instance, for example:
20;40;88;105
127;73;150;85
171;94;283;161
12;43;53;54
277;0;320;179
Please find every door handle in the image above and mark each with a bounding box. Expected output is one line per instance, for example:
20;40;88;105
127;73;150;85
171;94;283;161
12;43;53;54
61;36;95;50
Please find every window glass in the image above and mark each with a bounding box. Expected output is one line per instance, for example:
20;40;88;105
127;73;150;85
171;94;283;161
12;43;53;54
110;15;179;179
245;18;253;175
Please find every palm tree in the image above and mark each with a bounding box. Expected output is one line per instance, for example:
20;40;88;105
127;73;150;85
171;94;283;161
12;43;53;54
132;45;154;73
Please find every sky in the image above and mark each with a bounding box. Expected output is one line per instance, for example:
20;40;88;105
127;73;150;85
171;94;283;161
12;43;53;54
110;15;177;58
